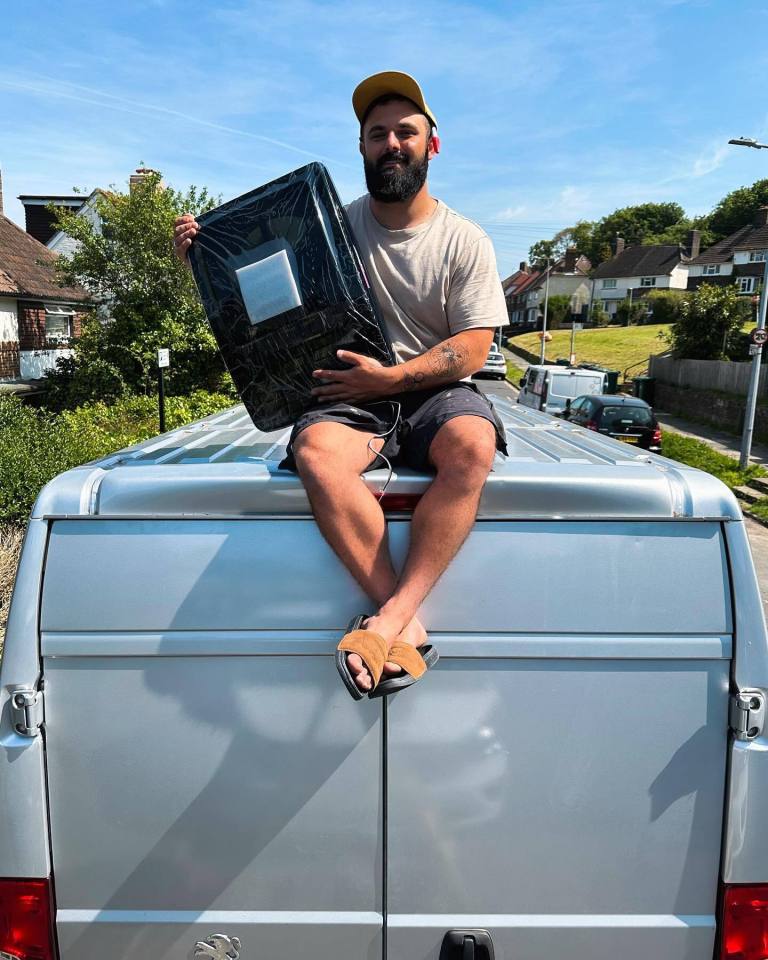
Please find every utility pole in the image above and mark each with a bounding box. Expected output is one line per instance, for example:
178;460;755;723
728;136;768;468
539;257;551;363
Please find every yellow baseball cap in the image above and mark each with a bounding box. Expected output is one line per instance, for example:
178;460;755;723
353;71;437;130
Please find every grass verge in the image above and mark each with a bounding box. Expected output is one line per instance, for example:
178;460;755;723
661;430;765;488
506;360;526;384
510;324;669;376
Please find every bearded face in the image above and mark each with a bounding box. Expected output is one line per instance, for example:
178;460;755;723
363;144;430;204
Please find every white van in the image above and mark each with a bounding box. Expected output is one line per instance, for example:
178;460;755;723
517;363;608;414
1;397;767;960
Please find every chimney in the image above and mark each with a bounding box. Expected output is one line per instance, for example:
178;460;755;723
685;229;701;260
564;247;578;273
129;167;161;192
519;260;529;274
753;206;768;228
614;236;625;257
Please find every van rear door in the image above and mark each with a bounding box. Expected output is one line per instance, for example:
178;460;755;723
41;519;383;960
385;519;730;960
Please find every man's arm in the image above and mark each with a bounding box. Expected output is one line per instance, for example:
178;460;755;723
311;327;495;403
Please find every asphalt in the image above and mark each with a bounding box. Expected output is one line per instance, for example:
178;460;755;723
479;369;768;620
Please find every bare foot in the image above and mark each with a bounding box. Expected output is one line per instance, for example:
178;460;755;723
345;615;427;692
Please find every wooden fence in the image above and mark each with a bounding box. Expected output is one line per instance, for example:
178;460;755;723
649;354;768;398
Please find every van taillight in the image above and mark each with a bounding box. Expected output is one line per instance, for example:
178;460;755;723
652;427;662;443
720;884;768;959
0;878;55;959
377;493;422;511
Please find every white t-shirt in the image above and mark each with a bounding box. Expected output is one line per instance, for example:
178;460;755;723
345;195;507;365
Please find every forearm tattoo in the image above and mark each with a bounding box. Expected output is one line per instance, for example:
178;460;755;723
400;341;469;392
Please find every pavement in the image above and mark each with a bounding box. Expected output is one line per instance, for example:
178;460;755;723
479;371;768;620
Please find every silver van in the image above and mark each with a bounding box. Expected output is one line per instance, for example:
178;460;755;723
518;363;608;415
2;397;767;960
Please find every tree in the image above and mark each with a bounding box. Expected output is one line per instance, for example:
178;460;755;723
585;202;686;266
645;289;689;325
48;170;230;408
707;178;768;240
667;284;752;360
542;294;573;329
528;222;593;268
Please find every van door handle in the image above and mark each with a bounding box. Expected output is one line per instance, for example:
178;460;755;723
439;929;494;960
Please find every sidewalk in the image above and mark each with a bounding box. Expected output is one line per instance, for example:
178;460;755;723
654;410;768;469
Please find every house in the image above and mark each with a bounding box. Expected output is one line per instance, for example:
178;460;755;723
686;207;768;297
504;262;541;327
505;249;591;328
591;232;699;320
0;174;89;383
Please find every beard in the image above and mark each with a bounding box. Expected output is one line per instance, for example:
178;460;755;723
363;146;430;203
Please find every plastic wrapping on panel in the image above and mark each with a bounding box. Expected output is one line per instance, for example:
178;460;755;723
190;162;394;431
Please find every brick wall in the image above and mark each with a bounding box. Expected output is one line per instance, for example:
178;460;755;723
655;381;768;445
17;301;47;351
0;343;20;379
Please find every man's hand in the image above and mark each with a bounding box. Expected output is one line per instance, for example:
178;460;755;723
173;214;200;268
312;351;396;403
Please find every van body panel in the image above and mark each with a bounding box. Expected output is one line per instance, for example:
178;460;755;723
0;518;50;877
43;655;382;959
386;659;729;959
42;520;370;632
518;365;608;415
389;521;731;635
722;521;768;883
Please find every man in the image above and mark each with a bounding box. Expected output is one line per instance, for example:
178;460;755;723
174;71;508;698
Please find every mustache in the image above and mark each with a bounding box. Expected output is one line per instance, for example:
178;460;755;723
377;150;410;170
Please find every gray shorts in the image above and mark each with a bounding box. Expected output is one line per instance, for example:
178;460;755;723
280;381;507;473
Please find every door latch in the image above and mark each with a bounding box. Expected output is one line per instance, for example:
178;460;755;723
440;929;495;959
730;690;765;741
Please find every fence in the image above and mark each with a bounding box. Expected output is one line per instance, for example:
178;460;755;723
649;354;768;398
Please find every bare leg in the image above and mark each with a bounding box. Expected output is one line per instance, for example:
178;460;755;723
293;422;425;691
364;416;497;646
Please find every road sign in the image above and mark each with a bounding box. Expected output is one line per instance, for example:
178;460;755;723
157;348;170;368
750;343;762;356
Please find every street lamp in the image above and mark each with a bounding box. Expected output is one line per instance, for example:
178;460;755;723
728;135;768;469
539;257;551;363
728;137;768;149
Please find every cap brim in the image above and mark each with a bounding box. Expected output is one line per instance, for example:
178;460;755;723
353;71;437;129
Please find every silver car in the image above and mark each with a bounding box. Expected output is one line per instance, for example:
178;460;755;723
474;342;507;380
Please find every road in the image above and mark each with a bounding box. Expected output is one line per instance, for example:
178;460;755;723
476;376;768;619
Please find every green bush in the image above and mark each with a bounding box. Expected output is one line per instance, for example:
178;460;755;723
615;300;649;326
0;391;236;523
645;290;688;326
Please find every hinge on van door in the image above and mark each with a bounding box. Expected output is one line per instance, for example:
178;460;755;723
10;684;44;738
730;690;765;741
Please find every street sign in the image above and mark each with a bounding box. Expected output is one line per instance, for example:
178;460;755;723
750;343;762;356
573;323;584;331
157;348;170;368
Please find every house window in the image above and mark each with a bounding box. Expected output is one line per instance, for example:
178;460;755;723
703;264;721;275
738;277;756;294
749;250;767;263
602;300;614;313
45;307;74;342
640;277;657;287
602;279;617;289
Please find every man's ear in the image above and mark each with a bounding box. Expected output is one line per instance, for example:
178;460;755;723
359;139;365;158
429;134;441;159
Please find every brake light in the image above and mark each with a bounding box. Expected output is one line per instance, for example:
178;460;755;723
377;493;422;511
652;427;662;443
0;878;56;960
720;884;768;959
584;420;598;431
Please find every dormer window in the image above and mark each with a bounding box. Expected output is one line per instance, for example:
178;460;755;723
703;264;721;275
749;250;767;262
640;277;657;287
602;279;617;289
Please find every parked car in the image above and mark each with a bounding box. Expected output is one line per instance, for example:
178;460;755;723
562;393;662;452
474;343;507;380
2;402;765;960
517;364;608;415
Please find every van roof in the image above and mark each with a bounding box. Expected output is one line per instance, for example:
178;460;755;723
33;397;740;521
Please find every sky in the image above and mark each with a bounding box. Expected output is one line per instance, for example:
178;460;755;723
2;0;768;279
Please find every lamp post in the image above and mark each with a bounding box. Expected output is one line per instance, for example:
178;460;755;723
539;257;551;363
728;136;768;469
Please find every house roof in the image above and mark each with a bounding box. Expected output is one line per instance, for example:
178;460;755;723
508;270;542;300
0;214;89;302
502;269;528;295
592;244;685;280
689;223;755;265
